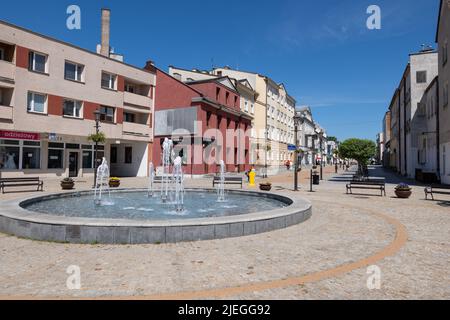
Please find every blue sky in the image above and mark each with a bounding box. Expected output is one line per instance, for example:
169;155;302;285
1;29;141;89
0;0;441;141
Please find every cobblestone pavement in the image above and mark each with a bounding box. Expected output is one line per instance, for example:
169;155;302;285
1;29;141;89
0;166;449;299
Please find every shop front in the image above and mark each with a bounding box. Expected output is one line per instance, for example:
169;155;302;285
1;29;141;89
0;130;105;178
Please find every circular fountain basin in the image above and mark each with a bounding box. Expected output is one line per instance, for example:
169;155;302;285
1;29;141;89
0;189;312;244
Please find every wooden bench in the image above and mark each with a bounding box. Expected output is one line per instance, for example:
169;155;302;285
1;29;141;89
0;177;44;194
212;176;243;188
424;185;450;200
346;179;386;197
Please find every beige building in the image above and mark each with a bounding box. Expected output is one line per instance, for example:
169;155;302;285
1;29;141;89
437;0;450;184
212;67;296;175
0;10;156;178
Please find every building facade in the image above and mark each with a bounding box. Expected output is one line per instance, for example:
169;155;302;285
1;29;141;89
437;0;450;185
212;67;296;175
382;111;391;168
153;68;252;176
387;49;438;178
0;14;155;178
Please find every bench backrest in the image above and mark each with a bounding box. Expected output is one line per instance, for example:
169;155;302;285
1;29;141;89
350;181;385;186
214;176;242;181
0;177;41;183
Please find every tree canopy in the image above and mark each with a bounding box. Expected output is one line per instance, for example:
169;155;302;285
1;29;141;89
338;138;376;165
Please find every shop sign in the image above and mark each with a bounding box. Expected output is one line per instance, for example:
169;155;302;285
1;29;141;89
0;130;40;141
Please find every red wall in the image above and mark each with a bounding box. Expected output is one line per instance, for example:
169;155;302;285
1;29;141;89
16;46;29;69
155;69;201;110
190;82;240;111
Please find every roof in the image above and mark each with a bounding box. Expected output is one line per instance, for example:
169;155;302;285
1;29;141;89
155;67;204;97
0;19;155;75
187;76;239;94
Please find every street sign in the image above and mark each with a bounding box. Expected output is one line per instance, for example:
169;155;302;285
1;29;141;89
288;145;297;151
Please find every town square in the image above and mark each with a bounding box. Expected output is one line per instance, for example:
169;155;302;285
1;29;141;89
0;0;449;303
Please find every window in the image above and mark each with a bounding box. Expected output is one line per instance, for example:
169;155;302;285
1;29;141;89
251;103;254;114
28;51;47;73
416;71;427;84
443;41;448;66
65;61;84;82
0;140;20;170
0;48;4;61
63;99;83;118
110;146;118;164
124;112;135;123
27;92;47;114
225;92;230;104
100;106;115;123
186;78;194;82
125;146;132;164
444;82;449;108
101;72;116;90
82;145;93;169
216;87;220;101
173;73;182;81
124;83;136;94
244;100;249;112
22;141;41;169
48;146;64;169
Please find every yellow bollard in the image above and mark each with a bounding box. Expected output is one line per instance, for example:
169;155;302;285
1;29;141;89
249;169;256;187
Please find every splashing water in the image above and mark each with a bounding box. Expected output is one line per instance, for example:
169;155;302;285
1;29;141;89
94;157;112;206
148;162;155;197
217;160;226;202
161;138;174;203
173;156;185;212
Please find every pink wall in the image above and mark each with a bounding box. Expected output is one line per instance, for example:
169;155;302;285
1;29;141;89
190;82;240;111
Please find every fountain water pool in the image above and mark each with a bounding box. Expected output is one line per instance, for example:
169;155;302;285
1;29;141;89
23;190;287;220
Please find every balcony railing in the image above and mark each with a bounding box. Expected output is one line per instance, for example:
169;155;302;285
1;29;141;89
122;121;151;138
0;105;13;121
0;60;15;82
123;91;152;108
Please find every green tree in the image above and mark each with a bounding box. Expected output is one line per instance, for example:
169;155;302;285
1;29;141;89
338;138;376;170
327;136;338;143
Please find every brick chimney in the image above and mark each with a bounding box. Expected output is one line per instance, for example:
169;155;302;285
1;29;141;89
100;9;111;57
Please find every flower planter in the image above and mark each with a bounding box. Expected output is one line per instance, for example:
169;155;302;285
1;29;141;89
60;181;75;190
395;189;412;199
109;181;121;188
259;184;272;191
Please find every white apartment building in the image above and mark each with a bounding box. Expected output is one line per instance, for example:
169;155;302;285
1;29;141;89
296;107;327;166
212;67;296;175
437;0;450;185
0;10;156;178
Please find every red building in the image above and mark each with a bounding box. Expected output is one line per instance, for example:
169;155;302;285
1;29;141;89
151;67;252;175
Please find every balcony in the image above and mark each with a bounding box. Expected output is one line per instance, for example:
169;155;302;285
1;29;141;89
0;105;13;121
0;60;15;83
122;121;152;140
123;91;152;108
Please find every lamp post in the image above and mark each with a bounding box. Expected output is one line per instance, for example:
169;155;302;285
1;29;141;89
319;131;324;180
264;129;268;178
92;109;101;188
293;113;303;191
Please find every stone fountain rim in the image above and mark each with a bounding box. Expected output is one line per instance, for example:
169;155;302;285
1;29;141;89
0;188;312;244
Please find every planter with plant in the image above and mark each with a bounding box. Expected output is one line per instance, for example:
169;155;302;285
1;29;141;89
109;177;121;188
395;183;412;199
259;182;272;191
61;178;75;190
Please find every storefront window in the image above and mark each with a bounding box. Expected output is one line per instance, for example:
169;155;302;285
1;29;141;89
22;147;41;169
0;145;20;170
82;151;93;169
48;149;64;169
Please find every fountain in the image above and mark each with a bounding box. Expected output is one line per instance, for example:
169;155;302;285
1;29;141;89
217;160;226;202
172;156;185;212
94;157;111;205
161;138;174;203
147;162;155;197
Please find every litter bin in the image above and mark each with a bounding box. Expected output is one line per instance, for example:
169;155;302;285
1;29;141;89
312;171;320;185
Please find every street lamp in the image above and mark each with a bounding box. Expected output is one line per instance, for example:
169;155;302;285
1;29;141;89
92;109;102;188
293;113;304;191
